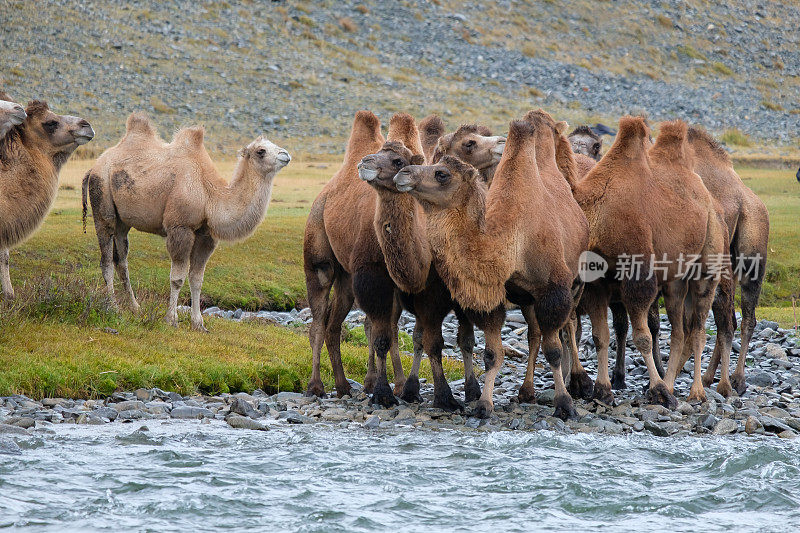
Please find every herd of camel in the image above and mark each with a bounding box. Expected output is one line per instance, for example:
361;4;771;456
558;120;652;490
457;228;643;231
0;89;770;421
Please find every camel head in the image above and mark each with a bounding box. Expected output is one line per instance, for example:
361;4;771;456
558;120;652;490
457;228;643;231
358;141;424;191
394;155;482;211
22;101;94;162
432;124;506;174
568;125;602;161
0;95;26;139
238;136;291;176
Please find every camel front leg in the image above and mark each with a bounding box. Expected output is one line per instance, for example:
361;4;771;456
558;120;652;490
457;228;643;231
565;315;593;400
662;280;688;392
0;248;14;300
473;306;506;419
188;230;217;332
586;297;613;404
389;297;406;395
456;315;481;402
399;320;424;403
518;305;541;404
165;227;195;327
542;328;576;420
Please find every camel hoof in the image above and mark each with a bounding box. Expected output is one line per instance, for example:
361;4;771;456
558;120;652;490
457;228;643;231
687;389;707;404
433;385;464;412
399;375;422;403
553;393;577;421
335;381;352;399
701;373;715;388
611;371;626;390
731;373;747;396
592;381;614;405
464;374;482;403
370;379;398;407
516;383;536;404
717;380;732;398
304;379;326;398
363;372;377;394
472;399;494;419
393;379;406;397
646;382;678;410
569;370;594;400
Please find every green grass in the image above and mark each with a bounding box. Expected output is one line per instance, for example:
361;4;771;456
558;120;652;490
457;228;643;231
720;128;752;147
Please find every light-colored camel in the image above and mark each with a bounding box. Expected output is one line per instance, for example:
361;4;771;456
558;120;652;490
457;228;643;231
573;117;727;407
418;114;446;163
304;111;409;405
358;113;481;408
568;125;602;161
82;112;289;331
0;99;94;299
394;115;589;419
0;91;26;140
432;125;506;186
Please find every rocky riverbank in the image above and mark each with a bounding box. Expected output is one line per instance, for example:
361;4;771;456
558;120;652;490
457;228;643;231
2;307;798;441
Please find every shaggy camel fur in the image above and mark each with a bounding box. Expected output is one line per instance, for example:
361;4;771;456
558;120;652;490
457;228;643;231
417;114;446;163
83;113;289;331
574;117;727;407
304;111;409;405
568;125;602;161
0;91;26;141
686;126;769;395
432;125;506;186
395;117;589;419
0;99;94;299
358;115;481;408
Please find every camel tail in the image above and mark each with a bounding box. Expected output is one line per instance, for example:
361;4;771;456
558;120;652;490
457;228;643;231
82;172;90;233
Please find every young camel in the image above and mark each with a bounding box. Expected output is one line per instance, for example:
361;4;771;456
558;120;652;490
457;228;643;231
83;113;289;331
395;117;589;419
432;125;506;186
0;91;26;141
358;115;481;408
304;111;408;405
418;114;446;163
573;117;728;407
1;99;94;299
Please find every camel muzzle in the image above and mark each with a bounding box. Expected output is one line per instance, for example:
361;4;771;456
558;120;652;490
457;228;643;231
357;159;379;182
276;150;291;166
393;169;416;192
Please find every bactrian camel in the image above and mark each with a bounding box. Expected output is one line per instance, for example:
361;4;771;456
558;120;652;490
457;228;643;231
1;98;94;299
395;115;589;419
304;111;409;405
83;112;290;331
358;113;480;408
574;117;728;408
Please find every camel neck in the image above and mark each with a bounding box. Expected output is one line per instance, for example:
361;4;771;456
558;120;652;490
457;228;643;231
208;160;274;241
374;189;431;294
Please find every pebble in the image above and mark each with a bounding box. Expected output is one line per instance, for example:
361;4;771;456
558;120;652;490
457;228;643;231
170;406;213;419
226;414;268;431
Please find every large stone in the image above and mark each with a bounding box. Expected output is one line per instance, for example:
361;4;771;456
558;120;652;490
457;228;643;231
12;417;35;429
0;423;29;435
747;371;774;388
134;388;154;402
226;414;267;431
765;343;788;361
230;398;261;419
644;420;669;437
363;415;380;429
713;418;738;435
745;415;762;434
113;400;146;412
170;406;213;419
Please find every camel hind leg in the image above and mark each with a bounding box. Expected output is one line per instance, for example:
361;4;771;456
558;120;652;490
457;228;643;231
112;222;140;312
455;311;480;403
323;275;355;398
518;305;540;404
389;295;406;395
399;319;424;403
732;254;766;395
0;249;14;300
610;300;629;390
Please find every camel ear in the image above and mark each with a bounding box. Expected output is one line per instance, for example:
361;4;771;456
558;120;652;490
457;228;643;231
238;147;247;158
410;154;425;165
555;121;568;135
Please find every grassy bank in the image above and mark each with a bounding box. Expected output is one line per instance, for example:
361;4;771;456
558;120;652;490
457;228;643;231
0;158;797;399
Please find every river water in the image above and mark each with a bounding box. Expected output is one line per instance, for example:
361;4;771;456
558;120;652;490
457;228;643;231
2;421;799;532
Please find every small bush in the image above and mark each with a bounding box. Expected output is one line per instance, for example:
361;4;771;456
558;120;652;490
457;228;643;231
656;15;673;28
711;62;733;76
338;16;356;32
761;99;784;112
720;128;751;147
677;44;707;61
150;96;175;114
355;5;369;14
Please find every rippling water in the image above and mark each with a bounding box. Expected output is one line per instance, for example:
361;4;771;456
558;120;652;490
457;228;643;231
2;422;799;532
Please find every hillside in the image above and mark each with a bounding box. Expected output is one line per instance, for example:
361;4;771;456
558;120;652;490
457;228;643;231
2;0;799;155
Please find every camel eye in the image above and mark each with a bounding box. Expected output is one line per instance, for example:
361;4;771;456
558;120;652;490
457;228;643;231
434;170;449;184
392;158;404;167
464;140;476;149
42;120;58;134
256;148;266;157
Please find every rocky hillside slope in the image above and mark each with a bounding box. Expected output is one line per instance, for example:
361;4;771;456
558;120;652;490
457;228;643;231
2;0;799;155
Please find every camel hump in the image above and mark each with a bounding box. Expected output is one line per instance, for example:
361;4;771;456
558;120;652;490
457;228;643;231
687;125;731;164
419;114;445;138
613;116;650;152
506;119;536;147
653;120;688;152
353;110;380;132
125;112;156;137
173;125;205;150
387;112;423;156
